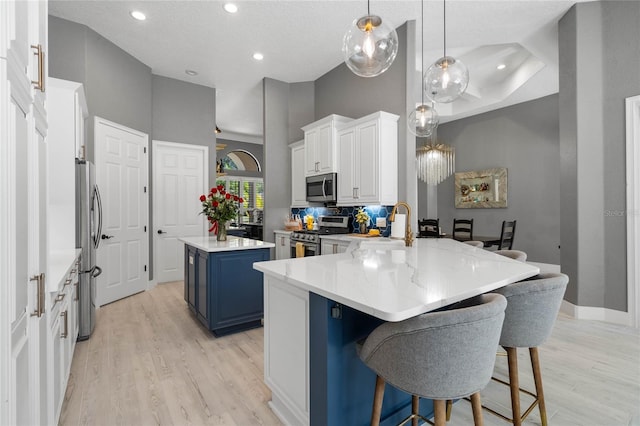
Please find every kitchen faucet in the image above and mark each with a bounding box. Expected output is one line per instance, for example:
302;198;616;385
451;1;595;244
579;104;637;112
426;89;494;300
389;202;413;247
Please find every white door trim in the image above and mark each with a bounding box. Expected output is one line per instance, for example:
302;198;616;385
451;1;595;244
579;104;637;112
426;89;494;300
151;140;208;284
626;95;640;329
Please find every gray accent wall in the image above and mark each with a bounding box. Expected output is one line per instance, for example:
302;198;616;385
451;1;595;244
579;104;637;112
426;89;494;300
151;75;216;185
559;1;640;311
431;95;561;265
49;16;152;162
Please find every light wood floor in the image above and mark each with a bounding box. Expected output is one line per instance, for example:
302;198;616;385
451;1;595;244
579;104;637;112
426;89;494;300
60;281;640;426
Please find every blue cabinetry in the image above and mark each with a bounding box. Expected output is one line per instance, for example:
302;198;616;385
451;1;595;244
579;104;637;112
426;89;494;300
184;244;270;336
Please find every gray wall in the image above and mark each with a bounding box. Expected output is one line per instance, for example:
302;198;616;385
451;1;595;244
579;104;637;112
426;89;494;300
216;138;264;179
49;16;152;162
431;95;560;264
559;1;640;311
151;75;216;185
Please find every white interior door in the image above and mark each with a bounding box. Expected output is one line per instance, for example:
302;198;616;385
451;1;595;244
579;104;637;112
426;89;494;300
152;141;207;284
94;117;149;306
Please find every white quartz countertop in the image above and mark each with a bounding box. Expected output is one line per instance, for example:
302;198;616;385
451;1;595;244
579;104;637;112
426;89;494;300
48;249;81;291
180;236;275;252
254;238;539;322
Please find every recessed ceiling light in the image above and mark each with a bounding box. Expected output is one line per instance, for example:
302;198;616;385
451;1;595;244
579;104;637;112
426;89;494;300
223;3;238;14
130;10;146;21
253;53;264;61
185;69;198;76
497;64;507;70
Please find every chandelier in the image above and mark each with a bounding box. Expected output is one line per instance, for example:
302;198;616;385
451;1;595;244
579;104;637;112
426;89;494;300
416;127;455;185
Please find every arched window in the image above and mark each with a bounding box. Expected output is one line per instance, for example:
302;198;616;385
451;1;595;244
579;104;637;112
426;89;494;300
220;149;261;172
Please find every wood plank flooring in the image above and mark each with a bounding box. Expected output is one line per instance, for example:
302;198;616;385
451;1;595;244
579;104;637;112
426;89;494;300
60;281;640;426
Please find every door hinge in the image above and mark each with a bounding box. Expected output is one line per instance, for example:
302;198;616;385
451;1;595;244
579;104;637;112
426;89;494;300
144;265;147;272
144;226;147;232
144;186;147;193
144;147;147;154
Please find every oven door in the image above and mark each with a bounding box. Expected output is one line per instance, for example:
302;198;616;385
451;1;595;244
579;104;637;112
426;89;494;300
290;241;318;257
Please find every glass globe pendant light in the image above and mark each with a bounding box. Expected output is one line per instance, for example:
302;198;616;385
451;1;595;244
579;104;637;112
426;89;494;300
425;0;469;103
408;0;439;137
342;0;399;78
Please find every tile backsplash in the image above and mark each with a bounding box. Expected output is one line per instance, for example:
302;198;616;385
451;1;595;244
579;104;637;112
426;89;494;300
290;205;395;236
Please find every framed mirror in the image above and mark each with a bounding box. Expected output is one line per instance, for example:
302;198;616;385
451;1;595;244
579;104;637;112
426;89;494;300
455;167;507;208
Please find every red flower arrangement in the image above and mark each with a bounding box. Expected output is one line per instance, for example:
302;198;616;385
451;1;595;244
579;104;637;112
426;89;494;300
200;185;243;232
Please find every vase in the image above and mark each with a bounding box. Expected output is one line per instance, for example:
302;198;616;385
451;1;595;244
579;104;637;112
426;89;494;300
359;223;367;234
217;222;228;241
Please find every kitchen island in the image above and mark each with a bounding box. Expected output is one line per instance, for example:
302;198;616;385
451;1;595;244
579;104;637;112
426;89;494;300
181;236;274;336
253;238;539;425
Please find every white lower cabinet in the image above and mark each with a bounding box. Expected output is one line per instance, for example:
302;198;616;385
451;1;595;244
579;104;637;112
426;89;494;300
264;276;310;425
320;237;350;255
47;255;80;424
274;230;292;260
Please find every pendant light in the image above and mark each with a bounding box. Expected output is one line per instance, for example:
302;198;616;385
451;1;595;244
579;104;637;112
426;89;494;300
342;0;399;78
408;0;439;137
416;123;455;185
424;0;469;103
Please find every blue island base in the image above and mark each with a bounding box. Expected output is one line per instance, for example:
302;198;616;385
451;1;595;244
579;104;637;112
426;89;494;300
309;293;435;426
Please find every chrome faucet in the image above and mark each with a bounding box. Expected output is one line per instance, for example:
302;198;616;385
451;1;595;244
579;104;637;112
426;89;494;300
389;202;413;247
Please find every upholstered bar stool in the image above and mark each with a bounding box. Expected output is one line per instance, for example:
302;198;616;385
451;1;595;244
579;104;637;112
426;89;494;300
463;240;485;249
358;293;507;426
490;273;569;426
495;250;527;262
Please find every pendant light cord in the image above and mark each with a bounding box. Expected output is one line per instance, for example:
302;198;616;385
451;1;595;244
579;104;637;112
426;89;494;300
443;0;447;58
420;0;424;105
367;0;370;16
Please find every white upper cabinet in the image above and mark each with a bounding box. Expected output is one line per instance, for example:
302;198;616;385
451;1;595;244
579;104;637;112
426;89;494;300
290;140;308;207
336;111;398;206
302;114;352;176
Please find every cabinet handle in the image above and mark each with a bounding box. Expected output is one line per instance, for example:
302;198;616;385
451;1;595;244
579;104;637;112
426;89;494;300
30;44;45;92
280;236;284;246
74;281;79;301
64;278;72;287
54;292;66;306
333;244;338;254
60;311;68;339
29;273;45;317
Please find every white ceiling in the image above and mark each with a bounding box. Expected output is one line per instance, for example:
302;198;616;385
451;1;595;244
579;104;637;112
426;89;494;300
49;0;587;140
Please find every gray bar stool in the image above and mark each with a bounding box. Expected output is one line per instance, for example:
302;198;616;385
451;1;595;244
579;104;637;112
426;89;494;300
358;293;507;426
495;250;527;262
490;272;569;426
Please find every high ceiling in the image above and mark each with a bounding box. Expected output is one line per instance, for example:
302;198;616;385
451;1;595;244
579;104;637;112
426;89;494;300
49;0;587;140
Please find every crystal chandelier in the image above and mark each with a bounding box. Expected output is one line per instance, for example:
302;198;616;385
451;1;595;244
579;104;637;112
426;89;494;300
416;127;455;185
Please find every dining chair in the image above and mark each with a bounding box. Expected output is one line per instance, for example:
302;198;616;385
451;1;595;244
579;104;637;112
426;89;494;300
418;218;440;238
497;220;516;250
452;218;474;241
358;293;507;426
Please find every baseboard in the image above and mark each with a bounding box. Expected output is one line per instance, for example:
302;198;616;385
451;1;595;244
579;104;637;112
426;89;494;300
560;300;631;326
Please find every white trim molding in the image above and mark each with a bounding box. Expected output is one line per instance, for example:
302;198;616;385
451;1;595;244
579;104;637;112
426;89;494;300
626;95;640;329
561;300;631;326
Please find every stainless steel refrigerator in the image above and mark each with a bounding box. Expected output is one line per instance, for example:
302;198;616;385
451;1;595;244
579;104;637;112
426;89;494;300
75;159;103;340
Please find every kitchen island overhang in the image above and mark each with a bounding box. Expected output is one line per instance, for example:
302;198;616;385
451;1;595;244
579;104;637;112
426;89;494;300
253;238;540;425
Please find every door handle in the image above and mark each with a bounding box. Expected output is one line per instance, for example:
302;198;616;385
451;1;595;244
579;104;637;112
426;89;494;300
101;234;114;240
157;229;167;234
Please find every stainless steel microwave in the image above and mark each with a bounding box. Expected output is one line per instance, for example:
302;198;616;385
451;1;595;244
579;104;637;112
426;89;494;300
306;173;337;203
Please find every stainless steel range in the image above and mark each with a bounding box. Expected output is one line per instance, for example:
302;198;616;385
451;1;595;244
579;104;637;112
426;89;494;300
290;215;350;257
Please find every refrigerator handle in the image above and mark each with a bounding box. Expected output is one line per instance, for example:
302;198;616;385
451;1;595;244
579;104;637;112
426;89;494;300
94;185;103;249
91;266;103;278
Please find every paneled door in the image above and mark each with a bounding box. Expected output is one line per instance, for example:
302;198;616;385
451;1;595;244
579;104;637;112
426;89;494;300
152;140;207;284
94;117;149;306
1;0;49;423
